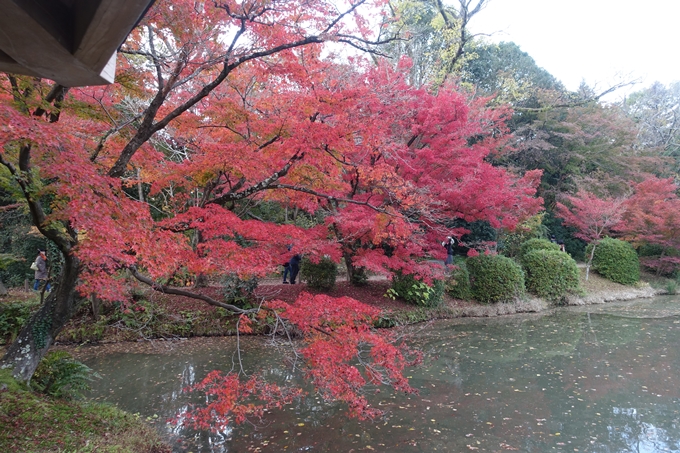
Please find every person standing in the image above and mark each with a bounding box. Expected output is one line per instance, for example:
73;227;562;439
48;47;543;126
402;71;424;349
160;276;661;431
282;262;291;284
282;244;293;284
289;253;302;284
442;236;456;267
33;249;50;291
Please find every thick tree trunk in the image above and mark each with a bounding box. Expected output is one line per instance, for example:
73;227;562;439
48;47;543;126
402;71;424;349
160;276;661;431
90;293;101;321
0;254;81;383
343;253;368;286
190;229;209;287
344;253;355;282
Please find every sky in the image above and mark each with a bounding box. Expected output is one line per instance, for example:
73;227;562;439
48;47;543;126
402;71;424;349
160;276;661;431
469;0;680;99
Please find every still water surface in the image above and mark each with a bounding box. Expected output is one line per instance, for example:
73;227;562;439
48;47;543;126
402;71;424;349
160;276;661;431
81;296;680;452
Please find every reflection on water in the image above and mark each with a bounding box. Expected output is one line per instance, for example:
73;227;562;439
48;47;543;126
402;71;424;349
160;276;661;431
80;296;680;452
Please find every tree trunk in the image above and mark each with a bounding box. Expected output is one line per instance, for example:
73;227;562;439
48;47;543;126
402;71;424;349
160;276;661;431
343;253;369;286
0;278;7;296
344;253;356;282
585;242;597;281
0;253;81;383
90;293;101;321
656;247;668;276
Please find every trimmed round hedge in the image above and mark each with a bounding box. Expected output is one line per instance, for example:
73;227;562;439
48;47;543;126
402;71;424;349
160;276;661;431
300;257;338;289
467;254;525;304
521;249;580;300
518;238;560;263
586;238;639;285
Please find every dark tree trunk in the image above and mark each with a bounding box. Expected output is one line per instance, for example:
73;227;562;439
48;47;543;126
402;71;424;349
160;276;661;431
0;278;7;296
193;274;209;288
0;253;81;383
343;253;368;286
90;293;101;321
191;229;209;287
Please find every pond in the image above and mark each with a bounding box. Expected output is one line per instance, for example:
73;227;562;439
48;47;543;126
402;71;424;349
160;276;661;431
79;295;680;452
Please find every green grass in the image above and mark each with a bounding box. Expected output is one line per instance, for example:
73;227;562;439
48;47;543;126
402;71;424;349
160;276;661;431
0;369;170;453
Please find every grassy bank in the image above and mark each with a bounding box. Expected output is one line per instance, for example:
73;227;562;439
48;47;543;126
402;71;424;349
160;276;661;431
0;369;170;453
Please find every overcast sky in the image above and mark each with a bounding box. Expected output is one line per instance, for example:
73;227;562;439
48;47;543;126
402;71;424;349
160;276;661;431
469;0;680;99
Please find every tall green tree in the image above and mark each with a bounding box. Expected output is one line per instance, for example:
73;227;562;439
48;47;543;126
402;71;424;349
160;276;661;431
460;41;563;107
385;0;488;87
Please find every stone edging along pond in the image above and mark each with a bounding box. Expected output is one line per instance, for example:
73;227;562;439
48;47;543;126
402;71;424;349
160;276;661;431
433;281;664;320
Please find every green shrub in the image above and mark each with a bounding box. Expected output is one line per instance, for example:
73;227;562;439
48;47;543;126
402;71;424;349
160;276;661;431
587;238;640;285
467;254;525;304
444;259;472;300
637;242;665;257
0;298;40;344
498;214;548;258
222;273;259;306
32;351;100;399
518;238;560;263
388;272;444;307
521;249;580;301
300;256;338;290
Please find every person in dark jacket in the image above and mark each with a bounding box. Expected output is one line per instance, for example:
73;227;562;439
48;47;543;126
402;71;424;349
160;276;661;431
442;236;456;267
289;254;302;284
282;244;293;284
33;249;50;291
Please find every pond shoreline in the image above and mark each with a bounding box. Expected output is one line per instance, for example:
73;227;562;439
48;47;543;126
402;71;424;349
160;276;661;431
412;267;665;320
48;268;669;347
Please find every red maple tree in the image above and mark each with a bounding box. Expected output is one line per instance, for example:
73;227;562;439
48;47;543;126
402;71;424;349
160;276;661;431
556;190;626;280
0;0;541;426
618;177;680;275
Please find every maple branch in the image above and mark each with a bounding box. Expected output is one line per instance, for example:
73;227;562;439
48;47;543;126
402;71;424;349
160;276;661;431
0;146;75;253
267;183;390;214
257;135;282;151
128;266;256;314
321;144;357;167
90;114;144;162
265;309;303;373
108;1;383;178
321;0;365;34
335;38;393;57
207;152;305;205
146;24;165;93
7;75;30;114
